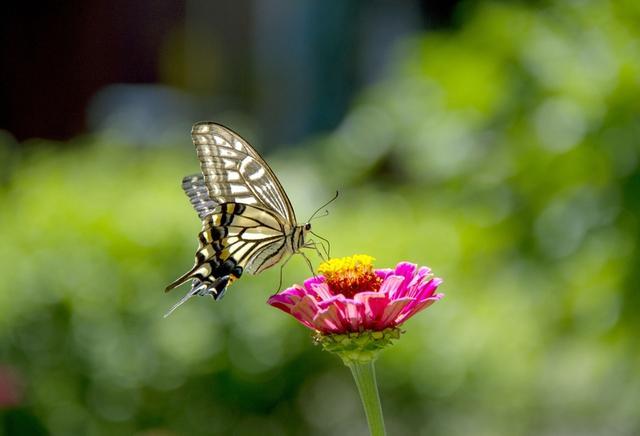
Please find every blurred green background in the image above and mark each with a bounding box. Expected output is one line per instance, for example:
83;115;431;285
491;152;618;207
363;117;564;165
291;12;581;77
2;0;640;435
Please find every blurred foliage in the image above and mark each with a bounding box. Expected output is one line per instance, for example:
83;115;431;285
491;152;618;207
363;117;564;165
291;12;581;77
2;0;640;435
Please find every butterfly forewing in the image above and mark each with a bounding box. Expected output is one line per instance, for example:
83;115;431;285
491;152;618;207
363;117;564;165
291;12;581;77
191;122;296;224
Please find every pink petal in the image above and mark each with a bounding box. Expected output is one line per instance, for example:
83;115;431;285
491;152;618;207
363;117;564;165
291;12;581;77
274;285;307;300
415;277;443;299
379;275;404;299
377;297;413;328
375;268;394;281
267;298;292;314
267;286;306;310
394;262;417;280
310;282;333;300
317;294;349;310
395;293;444;325
317;295;360;331
344;300;364;331
390;262;418;298
416;266;432;278
288;295;321;329
355;292;389;328
303;276;326;298
401;278;443;314
313;304;349;333
405;267;432;297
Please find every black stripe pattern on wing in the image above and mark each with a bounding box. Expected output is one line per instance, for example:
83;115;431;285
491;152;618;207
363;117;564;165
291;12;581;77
164;202;288;315
181;174;218;220
191;122;297;224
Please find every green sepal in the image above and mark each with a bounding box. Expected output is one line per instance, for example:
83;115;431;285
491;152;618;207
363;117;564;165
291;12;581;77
313;328;402;365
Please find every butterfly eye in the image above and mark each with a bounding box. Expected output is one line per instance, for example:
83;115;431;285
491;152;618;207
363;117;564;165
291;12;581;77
305;223;311;231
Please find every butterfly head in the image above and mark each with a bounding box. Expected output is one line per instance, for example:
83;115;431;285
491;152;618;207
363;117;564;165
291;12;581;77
293;222;311;251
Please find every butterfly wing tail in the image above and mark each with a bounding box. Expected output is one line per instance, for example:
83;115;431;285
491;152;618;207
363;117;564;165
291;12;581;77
164;284;204;317
164;275;231;317
165;266;199;293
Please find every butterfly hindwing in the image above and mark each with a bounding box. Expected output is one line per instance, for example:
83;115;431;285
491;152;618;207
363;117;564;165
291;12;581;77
181;174;217;220
203;203;287;271
165;203;289;296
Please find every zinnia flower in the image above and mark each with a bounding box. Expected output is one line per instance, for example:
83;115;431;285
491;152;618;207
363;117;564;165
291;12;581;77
267;255;443;335
268;255;444;436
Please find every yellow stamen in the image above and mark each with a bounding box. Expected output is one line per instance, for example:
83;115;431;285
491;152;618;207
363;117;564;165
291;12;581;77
318;255;382;298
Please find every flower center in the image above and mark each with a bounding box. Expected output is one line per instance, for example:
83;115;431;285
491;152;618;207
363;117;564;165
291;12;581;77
318;255;382;298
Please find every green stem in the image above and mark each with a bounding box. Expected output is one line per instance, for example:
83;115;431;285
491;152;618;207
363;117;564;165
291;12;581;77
347;360;387;436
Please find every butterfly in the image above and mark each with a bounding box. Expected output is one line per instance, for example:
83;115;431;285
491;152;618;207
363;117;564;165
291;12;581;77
165;122;330;316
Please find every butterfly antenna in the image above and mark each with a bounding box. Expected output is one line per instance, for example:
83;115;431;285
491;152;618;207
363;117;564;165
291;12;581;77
312;210;330;220
308;191;339;222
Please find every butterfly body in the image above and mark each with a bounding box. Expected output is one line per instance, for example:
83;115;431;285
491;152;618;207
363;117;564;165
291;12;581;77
165;122;311;314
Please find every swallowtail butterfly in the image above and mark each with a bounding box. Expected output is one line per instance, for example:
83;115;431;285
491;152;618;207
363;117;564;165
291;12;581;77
165;122;318;315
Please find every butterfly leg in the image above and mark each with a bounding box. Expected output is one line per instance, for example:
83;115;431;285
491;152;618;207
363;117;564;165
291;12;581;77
299;251;317;278
275;254;294;293
320;241;327;259
304;240;327;262
319;240;330;260
309;231;331;259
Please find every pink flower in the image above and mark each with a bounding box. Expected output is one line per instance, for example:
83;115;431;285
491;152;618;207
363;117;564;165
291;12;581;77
0;366;23;409
268;255;443;334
